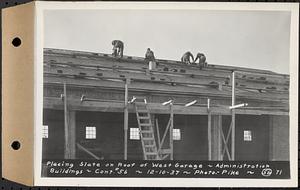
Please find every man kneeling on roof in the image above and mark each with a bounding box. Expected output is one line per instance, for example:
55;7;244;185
181;51;194;65
194;52;207;69
112;40;124;57
145;48;156;70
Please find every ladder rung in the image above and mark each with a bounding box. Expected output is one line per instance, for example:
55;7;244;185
140;122;150;125
144;143;154;146
137;110;148;114
140;123;151;126
143;137;155;140
144;144;156;147
138;116;150;119
141;131;153;134
137;109;148;113
141;129;152;132
137;113;149;117
140;128;151;132
145;147;156;152
140;127;151;131
145;152;158;155
142;135;154;139
146;157;158;160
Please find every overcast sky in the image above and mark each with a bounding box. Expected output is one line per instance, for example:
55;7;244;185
44;10;291;74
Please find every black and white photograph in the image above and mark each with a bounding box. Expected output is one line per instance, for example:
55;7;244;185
36;2;298;187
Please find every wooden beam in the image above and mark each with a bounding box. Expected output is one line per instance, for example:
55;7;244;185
268;115;290;161
68;110;76;159
155;119;161;147
170;104;174;160
124;79;129;160
77;143;100;160
63;83;70;159
44;97;289;116
44;64;227;88
44;76;288;102
231;112;235;161
217;115;222;160
231;71;235;161
208;111;212;160
44;75;227;97
44;84;288;109
158;119;171;153
211;115;222;160
45;63;289;95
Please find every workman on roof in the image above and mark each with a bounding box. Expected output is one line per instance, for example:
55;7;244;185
145;48;156;62
112;40;124;58
194;53;207;69
181;51;194;65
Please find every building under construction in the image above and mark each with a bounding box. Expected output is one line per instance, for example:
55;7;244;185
42;48;289;161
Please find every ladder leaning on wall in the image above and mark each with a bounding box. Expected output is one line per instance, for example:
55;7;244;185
133;97;160;160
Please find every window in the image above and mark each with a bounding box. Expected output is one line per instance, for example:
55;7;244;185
86;126;96;139
42;125;48;138
130;128;140;140
244;130;252;141
173;129;181;140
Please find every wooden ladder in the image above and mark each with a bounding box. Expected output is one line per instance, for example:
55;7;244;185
133;97;160;160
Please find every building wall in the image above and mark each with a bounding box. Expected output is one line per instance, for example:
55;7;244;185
155;114;208;160
42;109;65;159
234;115;270;160
43;109;288;161
76;111;124;160
269;115;289;161
43;109;209;160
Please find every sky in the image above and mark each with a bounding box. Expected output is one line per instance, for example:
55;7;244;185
44;10;291;74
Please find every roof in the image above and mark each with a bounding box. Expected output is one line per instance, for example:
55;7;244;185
44;48;288;76
43;48;289;114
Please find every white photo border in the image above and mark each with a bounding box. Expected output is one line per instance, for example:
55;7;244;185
34;1;299;187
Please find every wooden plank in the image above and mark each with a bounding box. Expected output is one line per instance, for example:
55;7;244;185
45;63;289;94
44;83;288;108
231;72;235;161
44;64;227;87
222;85;288;102
124;79;129;160
234;80;288;92
211;115;222;161
44;75;288;102
208;112;212;160
44;97;289;116
45;63;289;92
77;143;100;160
69;110;76;159
217;115;222;160
63;83;70;159
170;104;174;160
155;119;161;147
44;56;289;87
44;75;228;97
